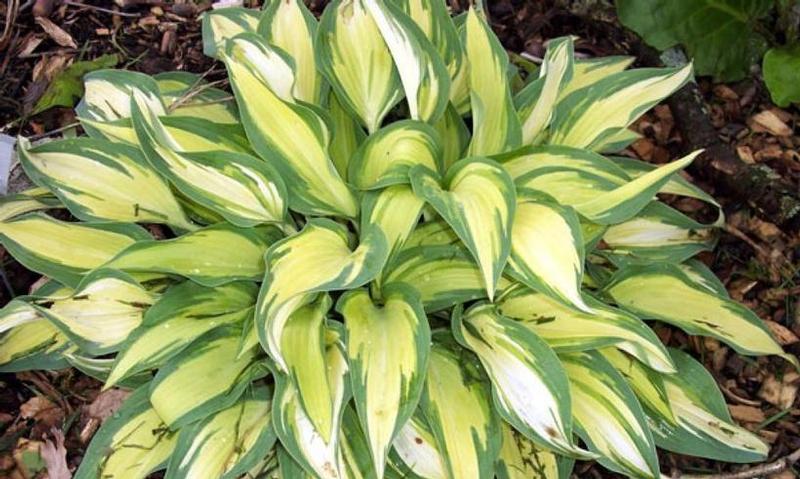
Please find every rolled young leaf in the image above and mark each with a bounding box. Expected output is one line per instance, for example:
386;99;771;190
317;0;403;133
464;8;521;155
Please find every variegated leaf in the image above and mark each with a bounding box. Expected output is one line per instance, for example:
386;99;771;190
281;295;339;443
130;91;289;228
648;349;768;463
165;387;276;479
0;315;75;372
259;0;324;104
256;219;387;372
201;6;261;58
362;185;425;258
364;0;450;123
559;55;635;99
149;326;265;428
497;285;674;372
0;187;61;222
560;351;660;479
516;36;573;144
106;281;257;388
606;263;798;366
398;0;467;112
337;284;430;477
272;324;350;479
105;223;282;287
155;71;240;124
29;269;156;355
74;386;178;479
0;213;150;287
328;91;367;181
76;69;164;126
508;191;589;312
452;304;588;458
432;104;470;169
601;348;675;424
390;413;447;479
420;333;502;479
464;8;521;155
550;64;693;150
409;159;515;300
496;422;573;479
224;33;358;217
383;243;513;312
602;202;717;264
317;0;403;133
19;137;192;229
349;119;443;190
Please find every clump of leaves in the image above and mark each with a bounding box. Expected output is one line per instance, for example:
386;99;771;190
0;1;795;478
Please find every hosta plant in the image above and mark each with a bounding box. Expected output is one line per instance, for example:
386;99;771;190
0;1;796;478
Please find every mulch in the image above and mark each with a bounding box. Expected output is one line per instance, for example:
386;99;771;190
0;1;799;478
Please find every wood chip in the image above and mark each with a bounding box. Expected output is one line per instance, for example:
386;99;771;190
749;110;793;137
736;145;755;164
729;404;766;423
765;320;799;345
713;84;739;100
35;17;77;49
758;371;799;409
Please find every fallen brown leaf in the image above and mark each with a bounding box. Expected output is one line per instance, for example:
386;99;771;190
729;404;766;423
79;388;130;444
40;428;70;479
35;17;77;49
19;396;62;430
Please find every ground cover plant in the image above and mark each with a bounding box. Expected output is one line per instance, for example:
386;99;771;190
0;1;796;478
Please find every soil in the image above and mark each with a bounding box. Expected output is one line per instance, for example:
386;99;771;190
1;1;799;478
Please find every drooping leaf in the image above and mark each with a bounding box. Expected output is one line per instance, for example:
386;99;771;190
420;333;502;479
106;281;257;388
165;387;276;479
74;386;178;479
149;327;265;428
105;223;282;287
452;304;589;458
0;213;150;287
19;137;192;229
497;285;674;373
259;0;324;104
256;219;387;372
649;349;769;463
560;351;660;479
606;263;798;366
364;0;450;123
348;119;443;190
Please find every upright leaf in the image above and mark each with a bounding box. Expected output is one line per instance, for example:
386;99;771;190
224;34;357;217
410;159;515;300
256;219;387;372
337;285;430;477
464;8;521;155
317;0;403;133
202;7;261;58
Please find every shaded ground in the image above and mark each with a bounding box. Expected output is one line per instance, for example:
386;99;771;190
1;1;799;477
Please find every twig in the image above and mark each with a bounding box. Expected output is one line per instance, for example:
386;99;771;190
63;0;141;17
27;121;80;141
678;448;800;479
167;78;229;112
